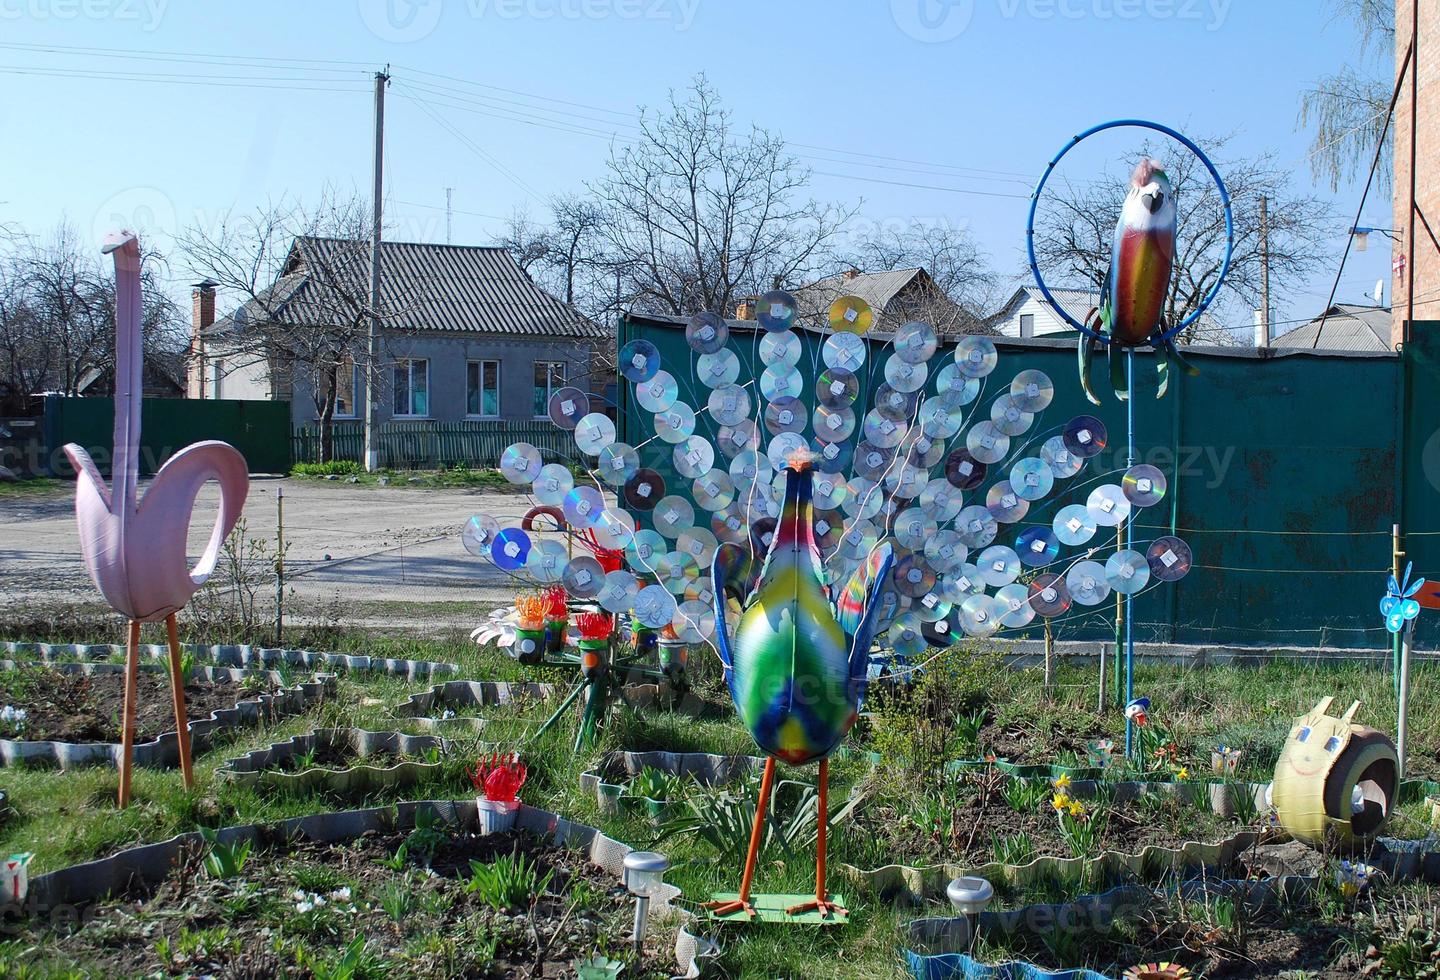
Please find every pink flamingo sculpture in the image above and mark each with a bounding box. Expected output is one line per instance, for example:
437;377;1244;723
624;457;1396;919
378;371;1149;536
63;231;249;807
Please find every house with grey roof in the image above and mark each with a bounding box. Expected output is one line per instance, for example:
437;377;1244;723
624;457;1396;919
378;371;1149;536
1273;304;1391;352
789;266;986;338
988;284;1233;344
190;237;611;430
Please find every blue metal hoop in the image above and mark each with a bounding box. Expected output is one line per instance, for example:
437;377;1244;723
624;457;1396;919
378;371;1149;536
1024;119;1234;345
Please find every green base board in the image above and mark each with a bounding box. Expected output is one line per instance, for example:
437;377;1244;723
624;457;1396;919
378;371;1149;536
707;892;849;925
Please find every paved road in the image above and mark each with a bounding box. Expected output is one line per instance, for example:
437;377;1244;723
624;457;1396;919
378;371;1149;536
0;478;539;624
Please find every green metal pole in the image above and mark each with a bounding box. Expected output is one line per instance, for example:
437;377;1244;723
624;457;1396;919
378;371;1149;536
575;669;609;752
534;676;590;740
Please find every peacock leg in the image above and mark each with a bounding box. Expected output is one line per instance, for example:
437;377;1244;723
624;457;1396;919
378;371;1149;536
1078;329;1101;406
1110;343;1130;401
706;755;776;918
786;758;846;919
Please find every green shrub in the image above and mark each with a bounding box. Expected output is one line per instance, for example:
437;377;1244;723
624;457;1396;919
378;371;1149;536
464;851;554;910
292;461;362;477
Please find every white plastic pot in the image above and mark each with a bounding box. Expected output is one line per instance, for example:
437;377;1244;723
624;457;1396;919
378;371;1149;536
476;798;520;834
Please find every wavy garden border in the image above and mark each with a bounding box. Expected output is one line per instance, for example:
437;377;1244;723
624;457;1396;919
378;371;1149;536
1;641;459;681
0;662;335;770
215;728;452;795
391;680;558;732
21;798;717;978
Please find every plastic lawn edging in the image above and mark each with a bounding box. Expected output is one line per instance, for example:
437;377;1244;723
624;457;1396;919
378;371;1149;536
2;641;460;680
215;727;452;795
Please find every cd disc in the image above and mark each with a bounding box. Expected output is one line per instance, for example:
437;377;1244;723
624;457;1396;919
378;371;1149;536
759;330;803;366
1086;485;1132;527
758;289;798;332
884;355;928;394
1054;504;1098;546
977;545;1021;587
956;505;998;549
812;471;848;511
686;311;729;353
1041;435;1084;478
619;339;660;382
596;443;639;486
875;383;919;422
654;402;696;443
673;436;716;479
636;370;679;413
531;463;574;505
893;553;937;598
490;527;531;571
888;613;927;658
966;421;1010;464
677;527;719;566
812;509;842;552
862;410;907;450
935;363;982;404
894;508;938;551
765;396;808;436
750;516;778;553
955;336;998;379
986;481;1030;524
547;387;590;430
626;528;665;568
698;348;741;388
684;575;717;609
760;364;804;400
562;485;605;529
652;495;696;538
907;430;949;471
924;529;968;572
838;520;880;561
526;539;567;583
1016;526;1061;567
919;478;964;522
919;393;966;440
1146;536;1193;582
944;563;986;601
633;584;677;629
711;504;747;544
561;555;605;598
894;320;939;364
500;442;543;484
673;600;716;643
597;570;640;613
728;450;770;486
814;436;853;472
885;463;928;500
591;508;635;550
693;469;735;511
624;469;665;510
1010;369;1054;412
765;432;809;470
1122;464;1168;508
959;594;1003;637
1066;560;1111;606
1028;573;1071;617
996;582;1036;628
656;551;697;593
921;608;961;648
945;449;987;491
1105;549;1150;594
828;294;874;334
1063;415;1108;458
462;514;501;557
573;414;616;456
822;332;867;371
854;442;895;480
817;367;860;408
1010;457;1055;501
990;394;1034;437
842;480;884;520
718;419;760;457
913;587;953;624
814;404;856;442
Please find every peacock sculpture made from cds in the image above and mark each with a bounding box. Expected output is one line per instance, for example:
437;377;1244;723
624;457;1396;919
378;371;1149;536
462;288;1194;922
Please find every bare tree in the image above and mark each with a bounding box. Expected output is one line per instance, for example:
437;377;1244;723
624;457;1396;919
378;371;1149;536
591;75;855;318
502;194;610;313
1298;0;1396;192
178;191;425;462
1034;135;1334;345
836;219;997;336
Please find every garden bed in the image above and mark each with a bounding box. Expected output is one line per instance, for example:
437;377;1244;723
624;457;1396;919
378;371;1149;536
1;640;461;680
392;680;558;733
216;728;452;795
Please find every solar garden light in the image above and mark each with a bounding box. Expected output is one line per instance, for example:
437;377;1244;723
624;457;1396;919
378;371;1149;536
946;875;994;947
622;850;671;951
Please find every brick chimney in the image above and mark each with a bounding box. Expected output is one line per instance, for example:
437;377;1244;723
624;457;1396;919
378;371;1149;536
734;296;757;320
189;280;217;398
842;267;861;280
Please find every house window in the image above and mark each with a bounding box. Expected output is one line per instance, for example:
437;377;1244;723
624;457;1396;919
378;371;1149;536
333;360;362;418
534;360;566;417
392;358;429;417
1019;314;1035;338
467;359;500;417
209;360;224;400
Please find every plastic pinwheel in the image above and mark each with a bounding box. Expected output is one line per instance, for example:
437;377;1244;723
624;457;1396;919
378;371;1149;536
1381;562;1425;634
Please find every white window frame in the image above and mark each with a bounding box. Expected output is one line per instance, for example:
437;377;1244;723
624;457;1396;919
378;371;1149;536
392;358;430;419
331;360;362;419
466;358;501;419
533;360;566;419
1019;313;1035;338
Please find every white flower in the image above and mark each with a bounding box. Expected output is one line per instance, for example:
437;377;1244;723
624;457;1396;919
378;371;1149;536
441;709;455;720
292;889;307;901
313;895;326;908
329;887;351;903
295;900;313;913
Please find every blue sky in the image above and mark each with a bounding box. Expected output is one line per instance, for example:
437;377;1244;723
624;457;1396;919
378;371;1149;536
0;0;1395;335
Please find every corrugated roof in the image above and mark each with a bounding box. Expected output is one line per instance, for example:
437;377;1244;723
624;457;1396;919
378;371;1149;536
1021;284;1100;327
1274;304;1391;352
793;267;927;317
215;237;606;339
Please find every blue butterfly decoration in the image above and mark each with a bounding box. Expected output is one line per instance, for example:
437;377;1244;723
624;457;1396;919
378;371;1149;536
1381;562;1426;634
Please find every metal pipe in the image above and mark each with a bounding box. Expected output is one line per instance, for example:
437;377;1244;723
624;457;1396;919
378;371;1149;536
1124;347;1136;758
1399;618;1414;778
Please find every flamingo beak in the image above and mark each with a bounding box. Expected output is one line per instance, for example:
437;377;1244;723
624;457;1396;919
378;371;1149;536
101;230;139;255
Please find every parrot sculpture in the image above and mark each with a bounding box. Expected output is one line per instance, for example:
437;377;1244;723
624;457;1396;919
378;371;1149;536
706;457;893;919
1079;157;1196;404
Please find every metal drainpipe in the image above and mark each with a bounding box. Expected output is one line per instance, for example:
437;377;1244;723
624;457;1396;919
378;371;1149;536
1166;364;1182;644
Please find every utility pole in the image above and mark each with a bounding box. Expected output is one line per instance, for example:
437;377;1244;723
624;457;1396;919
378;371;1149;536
445;187;454;245
364;67;390;474
1258;195;1271;347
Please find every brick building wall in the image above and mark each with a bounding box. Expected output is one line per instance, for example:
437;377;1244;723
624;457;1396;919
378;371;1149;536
1393;0;1440;346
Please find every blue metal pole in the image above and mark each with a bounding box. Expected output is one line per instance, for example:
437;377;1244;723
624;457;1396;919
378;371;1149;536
1124;347;1137;758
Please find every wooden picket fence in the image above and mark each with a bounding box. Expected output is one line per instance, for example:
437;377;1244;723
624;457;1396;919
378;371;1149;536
291;420;578;470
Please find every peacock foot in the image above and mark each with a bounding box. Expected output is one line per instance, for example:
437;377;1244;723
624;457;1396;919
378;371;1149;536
786;896;847;919
705;898;757;918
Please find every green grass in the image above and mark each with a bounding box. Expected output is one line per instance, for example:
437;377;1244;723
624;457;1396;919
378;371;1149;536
288;462;516;489
2;624;1440;978
0;476;64;498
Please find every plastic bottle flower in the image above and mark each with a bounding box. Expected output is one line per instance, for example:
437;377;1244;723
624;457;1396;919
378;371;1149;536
468;752;528;803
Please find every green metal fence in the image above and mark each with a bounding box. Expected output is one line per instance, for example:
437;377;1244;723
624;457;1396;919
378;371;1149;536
619;312;1409;650
291;420;578;470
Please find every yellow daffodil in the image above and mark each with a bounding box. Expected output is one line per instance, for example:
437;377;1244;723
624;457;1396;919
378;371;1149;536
1067;800;1087;819
1052;773;1071;791
1176;767;1189;781
1051;792;1069;811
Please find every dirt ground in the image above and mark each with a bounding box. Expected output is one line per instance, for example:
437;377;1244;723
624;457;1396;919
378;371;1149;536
0;478;539;629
